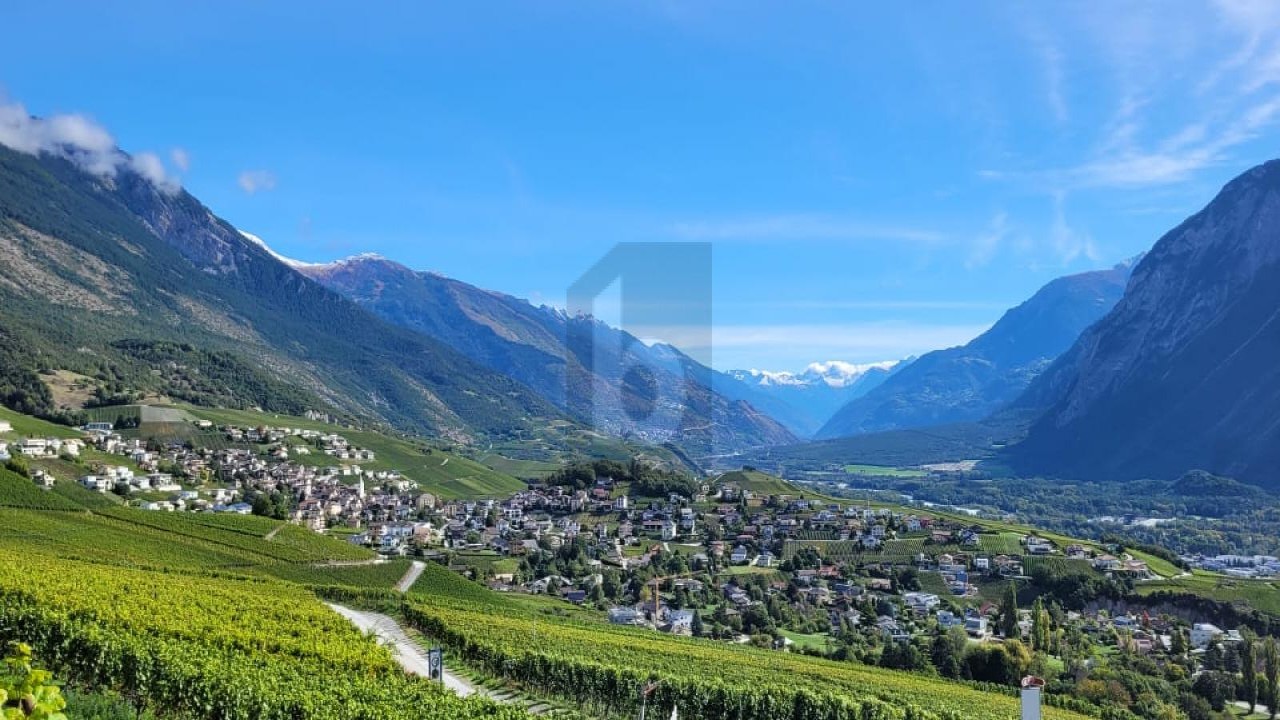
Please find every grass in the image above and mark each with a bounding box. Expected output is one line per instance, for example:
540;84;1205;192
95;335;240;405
843;464;928;478
717;469;840;502
474;452;559;479
1135;571;1280;614
779;629;832;651
0;405;81;438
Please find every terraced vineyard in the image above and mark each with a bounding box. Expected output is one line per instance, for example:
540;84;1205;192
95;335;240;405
95;505;372;563
0;552;530;720
394;565;1096;720
0;473;375;573
0;468;86;510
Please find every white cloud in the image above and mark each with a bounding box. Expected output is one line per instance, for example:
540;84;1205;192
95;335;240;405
0;100;181;194
966;211;1010;269
1048;192;1097;265
670;214;945;243
238;169;277;194
170;147;190;172
129;152;180;194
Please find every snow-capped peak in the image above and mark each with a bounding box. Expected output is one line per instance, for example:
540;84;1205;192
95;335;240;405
730;360;899;388
238;230;385;270
800;360;898;388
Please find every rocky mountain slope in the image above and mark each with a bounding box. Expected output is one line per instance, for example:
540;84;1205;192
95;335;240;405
0;142;560;442
815;261;1135;439
299;256;795;454
1006;159;1280;487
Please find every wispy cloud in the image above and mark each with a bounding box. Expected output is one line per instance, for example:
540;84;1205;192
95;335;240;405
0;100;181;194
966;211;1010;269
627;322;991;367
990;3;1280;191
1048;191;1097;264
170;147;190;172
237;169;278;194
670;214;945;244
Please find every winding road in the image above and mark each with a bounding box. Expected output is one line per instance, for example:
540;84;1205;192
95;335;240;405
395;560;426;592
326;602;478;697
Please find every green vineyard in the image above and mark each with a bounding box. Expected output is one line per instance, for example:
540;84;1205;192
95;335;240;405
388;565;1095;720
0;552;530;720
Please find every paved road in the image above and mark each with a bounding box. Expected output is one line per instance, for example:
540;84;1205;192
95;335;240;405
326;603;476;697
396;560;426;592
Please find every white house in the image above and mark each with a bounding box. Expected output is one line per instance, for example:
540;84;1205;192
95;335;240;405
18;438;48;456
1190;623;1224;649
904;592;940;612
667;609;695;634
0;421;12;433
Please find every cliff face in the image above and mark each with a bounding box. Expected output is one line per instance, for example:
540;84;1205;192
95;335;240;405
1008;159;1280;486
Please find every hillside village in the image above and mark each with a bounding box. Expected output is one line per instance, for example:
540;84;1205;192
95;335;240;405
8;416;1260;669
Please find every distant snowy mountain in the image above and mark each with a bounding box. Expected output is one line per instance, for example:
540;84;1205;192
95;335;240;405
721;360;904;438
730;360;900;389
816;260;1135;440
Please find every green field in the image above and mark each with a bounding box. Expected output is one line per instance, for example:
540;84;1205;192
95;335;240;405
843;463;928;478
1136;571;1280;614
780;629;833;651
717;468;840;501
0;405;81;438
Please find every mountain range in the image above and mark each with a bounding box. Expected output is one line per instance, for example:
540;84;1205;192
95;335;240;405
0;143;561;443
6;115;1280;488
1005;159;1280;488
0;141;798;456
724;361;902;437
814;259;1137;439
296;255;795;453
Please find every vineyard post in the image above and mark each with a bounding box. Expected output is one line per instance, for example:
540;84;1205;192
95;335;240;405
639;679;661;720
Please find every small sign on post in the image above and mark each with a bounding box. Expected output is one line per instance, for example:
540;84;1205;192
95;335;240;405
427;647;443;683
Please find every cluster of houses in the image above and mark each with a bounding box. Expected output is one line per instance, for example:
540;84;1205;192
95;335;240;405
1182;553;1280;578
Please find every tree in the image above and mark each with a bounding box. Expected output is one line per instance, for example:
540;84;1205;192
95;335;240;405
1242;637;1258;714
931;626;967;678
1265;637;1279;720
691;610;704;638
1030;597;1051;652
1000;582;1019;639
1192;670;1234;712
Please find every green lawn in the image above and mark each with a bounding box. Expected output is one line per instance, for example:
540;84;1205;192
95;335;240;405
0;406;81;438
780;629;832;652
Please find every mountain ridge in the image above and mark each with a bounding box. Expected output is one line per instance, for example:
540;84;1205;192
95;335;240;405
297;254;797;454
815;260;1136;439
1005;158;1280;487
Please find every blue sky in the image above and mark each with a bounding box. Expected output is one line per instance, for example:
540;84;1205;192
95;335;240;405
4;1;1280;370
